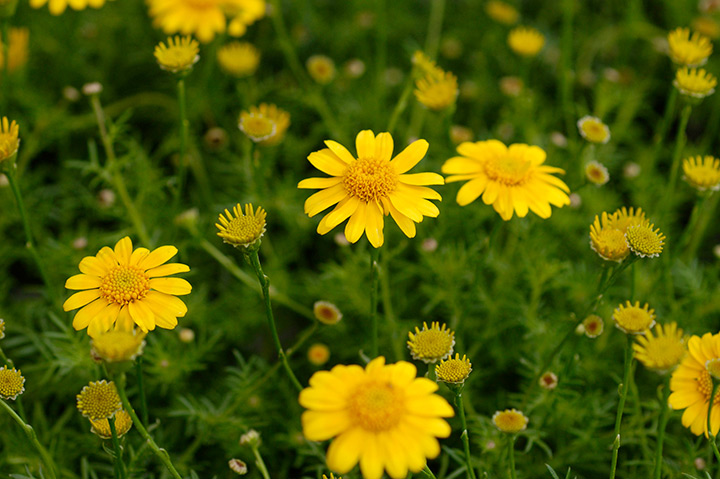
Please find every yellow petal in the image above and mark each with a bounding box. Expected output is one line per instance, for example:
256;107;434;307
65;274;102;291
301;410;351;441
114;237;133;265
390;139;429;174
143;291;188;317
325;140;356;164
79;256;109;276
87;303;122;337
63;289;101;311
138;245;178;270
375;132;394;162
72;299;106;330
359;436;385;479
388;193;423;222
128;300;156;332
298;177;343;189
129;247;150;266
149;277;192;296
441;156;483;175
345;202;368;243
146;263;190;278
399;172;445;186
406;394;454;417
304;183;348;217
308;149;349;176
387;202;416;238
96;246;119;269
326;427;365;473
456;176;488;206
365;202;385;248
356;130;377;159
298;387;346;411
317;197;361;234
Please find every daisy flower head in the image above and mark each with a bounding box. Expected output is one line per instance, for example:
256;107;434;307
307;55;336;84
229;459;248;475
30;0;109;15
308;343;330;366
609;206;647;233
577;116;611;144
89;409;133;439
492;408;529;433
63;237;192;337
539;371;558;390
613;301;656;334
582;314;605;338
217;41;260;78
0;366;25;400
435;353;472;384
0;116;20;165
668;27;713;67
299;357;454;479
625;222;665;258
313;300;343;325
216;203;267;250
298;130;444;248
241;104;290;146
76;380;122;420
414;69;459;111
91;329;146;363
442;140;570;221
154;36;200;74
585;160;610;185
485;1;519;25
669;332;720;436
507;26;545;57
589;212;630;262
147;0;265;44
674;67;717;100
683;155;720;191
407;321;455;364
634;322;686;373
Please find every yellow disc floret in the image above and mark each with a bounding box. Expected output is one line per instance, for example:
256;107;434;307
76;380;122;420
674;67;717;99
154;36;200;74
613;301;656;334
407;321;455;363
668;27;713;67
493;408;529;433
100;266;150;306
625;223;665;258
436;354;472;384
0;366;25;400
343;156;398;202
216;203;267;248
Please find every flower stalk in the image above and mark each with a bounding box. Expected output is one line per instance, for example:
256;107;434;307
652;377;671;479
662;104;692;221
609;335;635;479
453;389;477;479
172;76;189;210
508;435;518;479
370;247;380;358
0;399;58;479
109;415;127;479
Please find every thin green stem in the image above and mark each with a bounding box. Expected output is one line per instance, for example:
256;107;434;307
424;0;446;60
114;373;183;479
387;75;416;135
421;464;438;479
251;445;271;479
1;18;9;102
560;0;574;138
135;357;149;426
454;391;477;479
0;346;14;367
508;435;517;479
109;415;126;479
247;250;303;392
609;335;635;479
662;104;692;222
172;77;189;211
682;193;717;262
369;247;380;358
653;377;671;479
374;0;387;116
652;86;678;156
0;399;58;479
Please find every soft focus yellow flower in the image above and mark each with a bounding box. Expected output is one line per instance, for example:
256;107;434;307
76;380;122;420
306;55;336;84
307;343;330;366
0;318;4;340
154;36;200;74
91;330;146;362
577;116;611;144
590;212;629;262
492;409;528;433
0;116;20;164
313;300;343;325
299;357;454;479
693;17;720;40
216;203;267;249
508;26;545;57
585;160;610;186
613;301;656;334
485;1;519;25
407;321;455;364
674;67;717;99
436;354;472;384
625;222;665;258
610;206;647;233
539;371;558;390
0;28;29;72
668;27;713;67
217;41;260;78
582;315;605;338
63;237;192;337
683;155;720;191
147;0;265;43
0;366;24;400
89;409;133;439
240;104;290;146
412;51;440;76
442;140;570;221
298;130;444;248
669;332;720;436
634;322;686;373
415;70;458;111
30;0;108;15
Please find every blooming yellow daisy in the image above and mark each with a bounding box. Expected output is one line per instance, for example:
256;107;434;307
76;380;122;420
407;322;455;363
299;357;454;479
241;104;290;146
63;237;192;337
147;0;265;43
89;409;133;439
507;26;545;57
485;1;519;25
669;332;720;436
415;69;458;111
217;41;260;78
216;203;267;249
625;223;665;258
668;27;713;67
674;67;717;99
307;55;336;84
154;36;200;74
29;0;108;15
492;409;528;433
239;110;276;142
589;212;630;262
435;354;472;384
577;116;611;144
0;366;25;400
585;160;610;185
613;301;656;334
442;140;570;221
298;130;444;248
634;322;686;373
0;116;20;163
0;28;29;73
683;155;720;191
609;206;647;233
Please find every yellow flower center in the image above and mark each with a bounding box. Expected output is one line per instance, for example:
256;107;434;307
410;330;453;361
614;303;655;333
484;154;531;186
76;381;122;420
100;266;150;306
591;228;629;261
493;409;528;433
436;356;472;383
626;225;664;257
0;367;24;399
240;115;276;141
348;381;404;432
224;215;265;245
343;157;398;202
698;370;720;404
581;122;608;142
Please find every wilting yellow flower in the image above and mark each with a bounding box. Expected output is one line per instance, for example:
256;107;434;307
216;203;267;249
217;41;260;78
91;330;146;362
683;155;720;191
29;0;108;15
147;0;265;43
154;36;200;74
577;116;611;144
674;67;717;99
442;140;570;221
669;332;720;436
299;357;454;479
407;321;455;363
0;116;20;163
485;0;519;25
89;409;133;439
306;55;336;84
508;26;545;57
668;27;713;67
585;160;610;185
241;104;290;146
626;222;665;258
493;409;528;433
613;301;656;334
63;237;192;337
76;380;122;420
313;301;343;325
0;28;28;72
436;354;472;384
0;366;25;400
415;70;458;111
634;322;686;373
582;315;605;338
307;343;330;366
298;130;444;248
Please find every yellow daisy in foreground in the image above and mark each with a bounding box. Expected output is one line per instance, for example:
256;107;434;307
154;36;200;74
507;26;545;57
668;27;713;67
217;41;260;78
634;322;686;373
299;357;454;479
590;212;630;262
674;67;717;99
442;140;570;221
613;301;656;334
683;155;720;191
216;203;267;249
0;116;20;163
493;409;528;433
669;332;720;436
298;130;444;248
407;322;455;363
577;116;611;144
63;237;191;337
625;222;665;258
30;0;108;15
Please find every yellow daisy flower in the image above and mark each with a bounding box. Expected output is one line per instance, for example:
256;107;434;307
613;301;656;334
307;55;336;84
76;380;122;420
63;237;192;337
492;409;528;433
692;17;720;40
485;1;519;25
435;354;472;384
240;104;290;146
625;223;665;258
217;41;260;78
154;36;200;74
577;116;611;144
507;26;545;57
674;67;717;99
668;27;713;67
0;116;20;163
91;330;146;363
634;322;686;373
669;332;720;436
608;206;646;233
89;409;133;439
313;300;343;325
414;69;459;111
147;0;265;44
582;314;605;338
407;321;455;364
0;366;25;400
307;343;330;366
299;357;454;479
0;28;29;73
29;0;108;15
585;160;610;185
683;155;720;191
298;130;444;248
589;212;630;262
442;140;570;221
216;203;267;249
